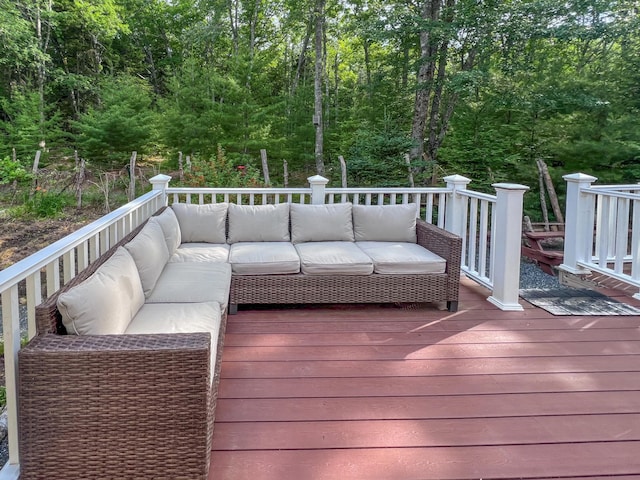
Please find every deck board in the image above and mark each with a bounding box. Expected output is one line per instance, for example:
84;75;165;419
209;278;640;479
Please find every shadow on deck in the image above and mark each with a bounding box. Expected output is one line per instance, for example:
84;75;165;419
208;277;640;479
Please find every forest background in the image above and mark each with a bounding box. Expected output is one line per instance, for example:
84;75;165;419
0;0;639;221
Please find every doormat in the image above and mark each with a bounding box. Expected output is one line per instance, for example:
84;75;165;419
519;288;640;316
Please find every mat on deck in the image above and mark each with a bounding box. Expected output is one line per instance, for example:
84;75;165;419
519;287;640;316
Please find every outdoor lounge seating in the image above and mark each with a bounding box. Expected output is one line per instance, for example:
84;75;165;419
18;201;462;479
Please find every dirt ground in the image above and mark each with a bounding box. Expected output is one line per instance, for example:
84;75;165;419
0;210;104;271
0;210;104;387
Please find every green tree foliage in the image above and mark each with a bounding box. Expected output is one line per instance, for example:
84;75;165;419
0;0;636;200
73;76;155;165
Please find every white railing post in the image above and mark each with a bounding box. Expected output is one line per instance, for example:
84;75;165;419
443;174;472;236
150;174;172;204
1;286;21;474
308;175;329;205
487;183;529;311
560;173;597;274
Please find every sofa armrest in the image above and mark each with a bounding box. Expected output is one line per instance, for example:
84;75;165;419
19;332;213;480
416;219;462;277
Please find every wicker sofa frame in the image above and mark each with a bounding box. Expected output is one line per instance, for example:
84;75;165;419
19;211;226;480
229;218;462;313
18;208;461;479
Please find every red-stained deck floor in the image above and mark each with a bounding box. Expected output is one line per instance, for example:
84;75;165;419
208;278;640;479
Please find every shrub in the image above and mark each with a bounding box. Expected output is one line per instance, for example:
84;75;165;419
183;145;262;188
0;156;32;185
21;189;72;218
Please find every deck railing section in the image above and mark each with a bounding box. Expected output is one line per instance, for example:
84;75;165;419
442;176;529;311
562;173;640;298
0;172;528;479
0;178;167;480
165;174;528;311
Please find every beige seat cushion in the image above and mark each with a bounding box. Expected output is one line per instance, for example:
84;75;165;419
169;243;230;263
356;241;446;274
353;204;418;243
124;220;170;297
57;247;144;335
229;242;300;275
227;203;290;243
146;262;232;312
171;203;228;243
126;301;222;384
150;208;182;254
290;203;354;243
295;242;373;275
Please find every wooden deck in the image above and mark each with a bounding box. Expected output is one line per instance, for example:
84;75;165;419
208;278;640;479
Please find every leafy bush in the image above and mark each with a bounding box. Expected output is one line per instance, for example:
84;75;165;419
21;189;72;218
0;156;32;185
183;145;262;188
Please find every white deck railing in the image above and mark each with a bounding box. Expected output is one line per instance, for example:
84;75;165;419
441;176;529;311
0;177;167;479
561;173;640;298
0;173;528;478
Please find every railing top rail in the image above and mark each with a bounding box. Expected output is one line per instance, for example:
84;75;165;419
0;190;162;293
589;184;640;191
581;187;640;201
165;186;452;196
166;187;310;195
324;187;450;194
457;189;497;202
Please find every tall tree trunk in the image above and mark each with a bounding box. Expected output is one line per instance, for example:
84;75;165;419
292;20;313;97
228;0;239;57
35;0;53;149
409;0;439;165
313;0;326;176
363;39;372;89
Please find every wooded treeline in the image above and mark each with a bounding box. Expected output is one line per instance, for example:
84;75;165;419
1;0;639;209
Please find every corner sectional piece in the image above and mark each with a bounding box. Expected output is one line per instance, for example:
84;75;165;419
20;199;463;480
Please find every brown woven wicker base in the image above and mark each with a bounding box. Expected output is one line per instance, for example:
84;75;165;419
229;219;462;314
21;208;221;480
230;272;458;311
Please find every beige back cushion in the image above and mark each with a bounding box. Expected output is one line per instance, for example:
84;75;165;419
124;220;170;297
353;203;418;243
150;208;182;253
58;247;144;335
290;203;354;243
227;203;290;243
171;203;228;243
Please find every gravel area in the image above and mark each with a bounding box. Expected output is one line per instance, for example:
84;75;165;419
0;435;6;468
0;305;29;342
519;258;565;290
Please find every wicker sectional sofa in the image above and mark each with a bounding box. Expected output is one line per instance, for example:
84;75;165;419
18;201;462;480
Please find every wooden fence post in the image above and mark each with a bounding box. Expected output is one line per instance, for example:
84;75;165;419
404;154;415;188
338;155;347;188
283;160;289;188
128;151;137;201
260;149;271;186
74;150;85;208
31;150;41;194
